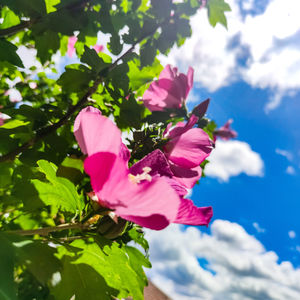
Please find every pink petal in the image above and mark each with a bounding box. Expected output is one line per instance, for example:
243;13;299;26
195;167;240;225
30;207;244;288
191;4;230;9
159;64;177;81
164;176;188;197
192;98;210;119
165;127;212;168
130;149;173;178
115;176;180;224
214;119;237;140
120;214;170;230
74;106;121;156
84;152;128;206
93;44;104;53
85;152;181;230
119;143;130;162
186;67;194;97
174;198;213;226
142;65;194;111
170;163;202;189
143;81;182;111
167;114;198;139
67;36;77;58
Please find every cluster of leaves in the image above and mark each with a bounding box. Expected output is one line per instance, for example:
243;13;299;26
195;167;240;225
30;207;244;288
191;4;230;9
0;0;230;299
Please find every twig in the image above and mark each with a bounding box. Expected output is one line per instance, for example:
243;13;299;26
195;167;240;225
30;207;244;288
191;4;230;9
0;21;33;38
6;222;87;236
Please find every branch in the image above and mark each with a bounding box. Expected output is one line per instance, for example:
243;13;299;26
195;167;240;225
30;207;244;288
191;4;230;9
0;26;160;163
6;222;87;236
0;21;32;38
0;1;88;38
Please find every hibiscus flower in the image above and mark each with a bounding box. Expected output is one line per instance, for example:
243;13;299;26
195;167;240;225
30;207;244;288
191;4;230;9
74;107;212;229
163;114;213;189
142;65;194;111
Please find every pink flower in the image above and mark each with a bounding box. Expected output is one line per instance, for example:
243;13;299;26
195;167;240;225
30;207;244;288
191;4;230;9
164;115;212;168
74;107;180;230
93;44;104;53
67;36;78;58
130;149;213;226
214;119;237;140
142;65;194;111
74;107;212;229
163;115;213;188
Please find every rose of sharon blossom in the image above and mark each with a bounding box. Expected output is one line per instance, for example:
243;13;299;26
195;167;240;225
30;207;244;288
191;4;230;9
74;107;179;230
164;114;212;163
142;65;194;111
214;119;237;140
93;44;104;53
130;149;213;226
67;36;78;58
74;107;212;229
68;36;104;57
162;115;213;189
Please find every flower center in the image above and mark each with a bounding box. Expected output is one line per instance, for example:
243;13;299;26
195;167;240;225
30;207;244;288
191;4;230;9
128;167;152;184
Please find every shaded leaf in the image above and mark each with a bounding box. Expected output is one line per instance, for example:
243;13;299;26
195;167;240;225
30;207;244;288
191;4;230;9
0;39;24;68
0;233;17;300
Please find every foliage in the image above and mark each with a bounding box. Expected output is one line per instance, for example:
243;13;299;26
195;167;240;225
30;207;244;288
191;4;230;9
0;0;230;299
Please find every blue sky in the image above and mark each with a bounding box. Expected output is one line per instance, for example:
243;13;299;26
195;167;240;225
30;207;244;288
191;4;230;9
196;82;300;265
146;0;300;299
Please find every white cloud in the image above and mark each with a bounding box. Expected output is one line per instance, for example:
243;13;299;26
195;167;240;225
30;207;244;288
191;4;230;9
253;222;265;233
286;166;296;175
161;0;300;110
289;231;296;239
145;220;300;300
205;140;264;181
275;149;293;161
186;88;201;103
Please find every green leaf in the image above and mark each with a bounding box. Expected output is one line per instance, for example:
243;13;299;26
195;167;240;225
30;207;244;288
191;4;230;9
115;95;145;130
57;65;93;93
50;238;150;300
0;7;20;29
13;240;61;285
81;46;109;73
36;159;58;182
0;233;17;300
0;120;30;129
0;39;24;68
151;0;173;19
128;227;149;252
51;255;118;300
124;245;151;290
128;59;163;91
35;30;60;64
56;156;84;184
140;39;157;67
0;162;13;188
1;0;47;18
31;160;84;213
108;33;123;55
45;0;60;13
207;0;231;28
